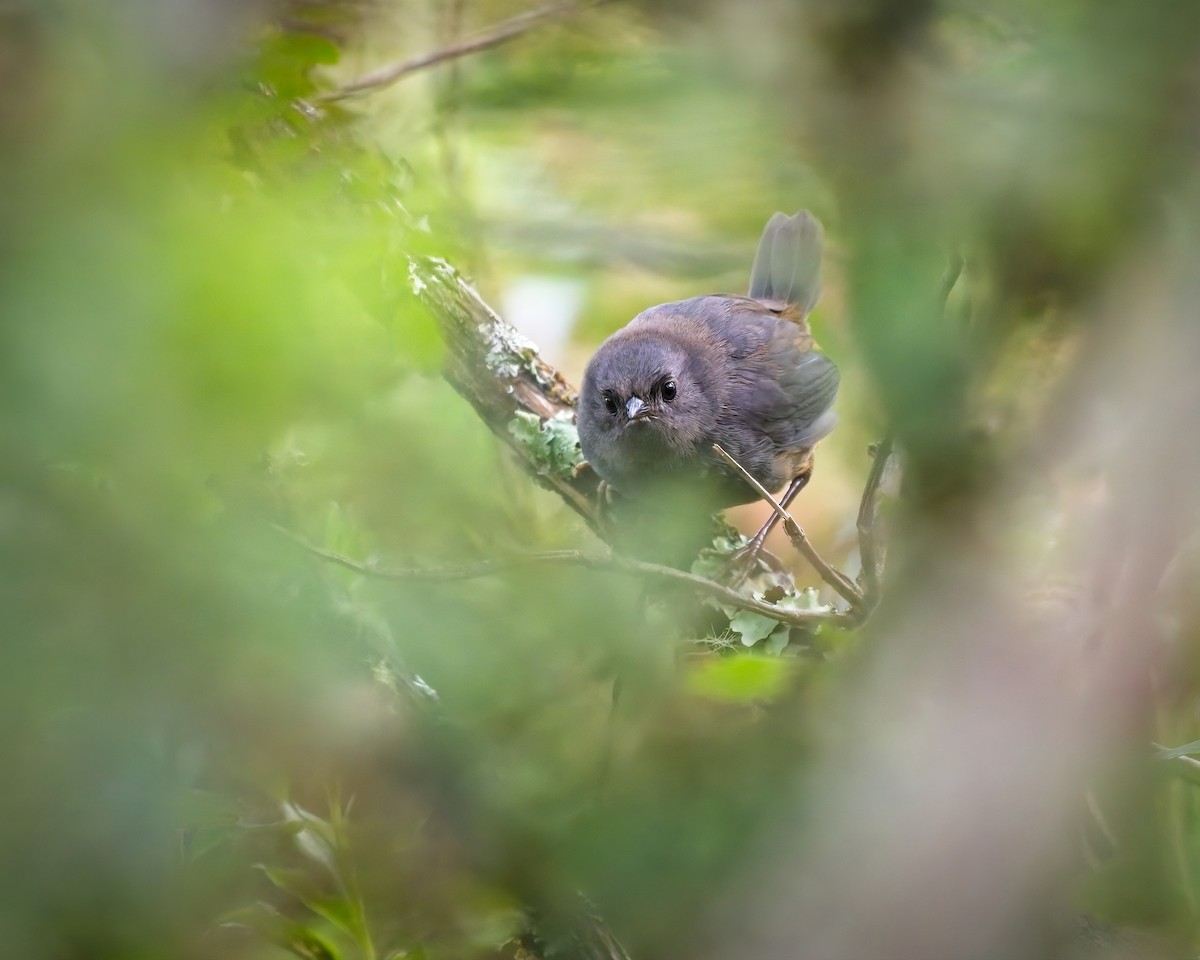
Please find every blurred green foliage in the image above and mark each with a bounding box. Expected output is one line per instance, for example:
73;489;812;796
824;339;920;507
2;2;1200;959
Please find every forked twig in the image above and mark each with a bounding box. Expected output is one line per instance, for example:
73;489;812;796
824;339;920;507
711;443;864;608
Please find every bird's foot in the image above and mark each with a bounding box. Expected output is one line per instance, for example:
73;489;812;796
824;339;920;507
572;461;619;522
571;458;597;485
720;539;789;589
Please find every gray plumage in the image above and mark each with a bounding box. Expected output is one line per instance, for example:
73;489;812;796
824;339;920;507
748;210;824;311
577;210;839;508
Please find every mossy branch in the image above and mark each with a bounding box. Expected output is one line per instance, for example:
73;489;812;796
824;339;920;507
408;256;604;536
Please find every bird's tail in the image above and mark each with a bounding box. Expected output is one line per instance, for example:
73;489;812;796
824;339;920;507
748;210;824;313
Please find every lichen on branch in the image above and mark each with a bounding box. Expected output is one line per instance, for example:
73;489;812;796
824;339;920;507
407;256;602;532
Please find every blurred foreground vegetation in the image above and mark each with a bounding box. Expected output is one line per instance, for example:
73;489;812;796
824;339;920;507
3;2;1200;958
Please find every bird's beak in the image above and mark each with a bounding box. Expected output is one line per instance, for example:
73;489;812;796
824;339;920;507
625;396;650;421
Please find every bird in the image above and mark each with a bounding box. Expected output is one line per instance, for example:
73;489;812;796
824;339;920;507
576;210;839;573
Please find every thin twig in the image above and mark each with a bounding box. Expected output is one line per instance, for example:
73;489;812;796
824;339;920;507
710;442;789;517
274;525;853;630
781;520;863;608
323;0;615;102
710;443;864;608
856;435;894;607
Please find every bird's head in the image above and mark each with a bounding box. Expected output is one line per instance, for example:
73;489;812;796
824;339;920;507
577;330;717;476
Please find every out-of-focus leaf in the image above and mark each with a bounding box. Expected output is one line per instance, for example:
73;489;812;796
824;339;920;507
300;895;362;943
175;788;243;830
281;802;339;873
685;656;794;703
762;627;792;657
223;903;349;960
284;927;345;960
259;864;327;904
256;29;340;102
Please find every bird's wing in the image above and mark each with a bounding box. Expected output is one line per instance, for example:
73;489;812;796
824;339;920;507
774;349;840;446
725;299;840;449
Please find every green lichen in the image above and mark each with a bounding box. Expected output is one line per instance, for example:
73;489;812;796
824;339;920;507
693;536;832;649
483;323;541;381
727;587;830;649
508;410;583;480
413;256;557;388
407;258;427;295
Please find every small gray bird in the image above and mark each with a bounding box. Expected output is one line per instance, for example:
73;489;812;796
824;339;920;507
577;211;839;564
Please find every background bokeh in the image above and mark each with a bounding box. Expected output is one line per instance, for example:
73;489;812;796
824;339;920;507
2;2;1200;958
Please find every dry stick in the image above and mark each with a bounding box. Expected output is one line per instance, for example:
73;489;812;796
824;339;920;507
273;525;853;630
324;0;616;102
855;435;894;607
710;443;864;608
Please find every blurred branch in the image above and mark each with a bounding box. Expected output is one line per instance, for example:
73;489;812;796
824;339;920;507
324;0;616;101
274;525;855;630
855;255;959;608
855;436;895;608
481;216;747;278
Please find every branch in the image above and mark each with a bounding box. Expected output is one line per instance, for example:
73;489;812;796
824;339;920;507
274;526;853;630
324;0;616;102
408;256;604;536
854;255;958;607
856;435;895;607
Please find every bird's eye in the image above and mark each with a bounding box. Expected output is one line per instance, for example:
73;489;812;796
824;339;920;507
603;393;619;415
661;379;678;402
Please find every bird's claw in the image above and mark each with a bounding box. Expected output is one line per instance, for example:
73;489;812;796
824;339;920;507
572;460;619;519
720;541;789;589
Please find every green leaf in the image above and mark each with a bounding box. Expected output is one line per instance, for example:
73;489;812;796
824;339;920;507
281;801;339;873
383;949;429;960
690;534;747;580
258;864;325;904
301;895;361;941
220;903;348;960
257;30;341;102
174;787;242;830
762;625;792;656
685;656;794;702
728;608;781;646
284;927;345;960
